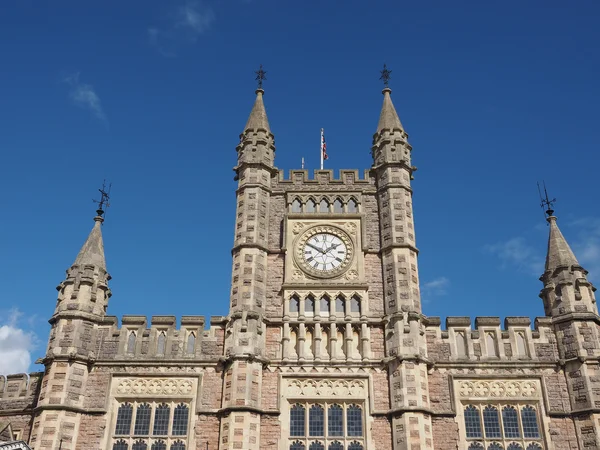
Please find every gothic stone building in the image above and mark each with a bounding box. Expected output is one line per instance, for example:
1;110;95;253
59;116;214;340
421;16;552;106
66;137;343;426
0;85;598;450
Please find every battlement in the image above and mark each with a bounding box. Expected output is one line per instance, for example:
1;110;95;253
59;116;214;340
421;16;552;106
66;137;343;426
0;372;42;402
95;315;228;361
424;316;559;363
275;169;375;187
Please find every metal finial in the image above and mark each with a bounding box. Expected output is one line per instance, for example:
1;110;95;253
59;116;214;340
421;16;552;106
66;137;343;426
93;180;112;219
255;64;267;89
380;64;392;87
537;181;556;219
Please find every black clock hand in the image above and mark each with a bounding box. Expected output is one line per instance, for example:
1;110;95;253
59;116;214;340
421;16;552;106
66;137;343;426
306;242;326;254
324;242;342;254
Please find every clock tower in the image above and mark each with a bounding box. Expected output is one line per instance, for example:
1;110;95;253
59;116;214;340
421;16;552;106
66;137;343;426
229;69;421;449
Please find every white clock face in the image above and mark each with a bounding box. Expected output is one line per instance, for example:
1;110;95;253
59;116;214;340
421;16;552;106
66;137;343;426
303;233;348;272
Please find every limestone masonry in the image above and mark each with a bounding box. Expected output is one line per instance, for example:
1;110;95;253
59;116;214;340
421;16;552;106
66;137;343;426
0;85;598;450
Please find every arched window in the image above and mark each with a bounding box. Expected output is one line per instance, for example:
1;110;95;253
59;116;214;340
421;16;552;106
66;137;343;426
186;332;196;355
516;332;527;356
309;443;325;450
328;442;344;450
347;198;358;213
486;332;498;357
521;406;540;438
133;403;151;435
292;199;302;213
333;198;343;213
115;403;133;435
335;296;345;314
172;403;189;435
502;406;520;438
153;403;171;436
306;199;316;213
127;332;136;354
309;405;324;436
483;406;501;438
113;440;128;450
151;441;167;450
507;444;523;450
350;296;361;314
290;442;305;450
305;296;315;314
328;404;343;436
290;404;305;437
348;442;364;450
132;441;147;450
456;331;467;357
487;444;503;450
464;405;482;438
467;444;484;450
170;441;186;450
346;404;363;436
525;444;542;450
290;296;300;313
320;296;330;314
319;199;329;213
157;332;166;355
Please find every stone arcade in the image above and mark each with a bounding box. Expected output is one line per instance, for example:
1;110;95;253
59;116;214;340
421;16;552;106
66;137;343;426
0;82;598;450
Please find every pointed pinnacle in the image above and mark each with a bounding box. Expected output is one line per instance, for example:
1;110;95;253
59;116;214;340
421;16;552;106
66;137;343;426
376;88;404;133
545;216;580;272
244;89;271;133
73;217;106;269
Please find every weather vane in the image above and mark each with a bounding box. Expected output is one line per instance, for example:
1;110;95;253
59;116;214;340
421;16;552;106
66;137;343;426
380;64;392;87
255;64;267;89
537;181;556;219
93;180;112;218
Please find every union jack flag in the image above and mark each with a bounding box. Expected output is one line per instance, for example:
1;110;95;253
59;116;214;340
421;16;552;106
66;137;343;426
321;129;328;161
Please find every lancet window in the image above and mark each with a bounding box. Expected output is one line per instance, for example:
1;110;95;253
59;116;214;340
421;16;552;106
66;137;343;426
463;404;543;449
113;401;190;449
289;402;364;449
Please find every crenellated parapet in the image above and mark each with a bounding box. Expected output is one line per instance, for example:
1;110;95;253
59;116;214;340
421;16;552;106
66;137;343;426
424;316;559;363
275;169;375;189
92;315;227;361
0;372;42;414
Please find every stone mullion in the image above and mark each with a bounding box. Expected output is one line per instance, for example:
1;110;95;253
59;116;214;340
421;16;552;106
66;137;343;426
297;323;306;361
329;325;338;361
344;323;353;361
361;323;370;361
314;322;322;361
282;323;291;361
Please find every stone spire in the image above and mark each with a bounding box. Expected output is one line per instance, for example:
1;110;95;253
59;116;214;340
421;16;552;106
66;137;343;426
244;88;271;133
545;215;580;272
376;87;404;133
73;215;106;270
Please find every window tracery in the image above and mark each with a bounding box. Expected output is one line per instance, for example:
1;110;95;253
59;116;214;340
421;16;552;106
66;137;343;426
463;404;543;449
113;401;190;449
288;402;364;449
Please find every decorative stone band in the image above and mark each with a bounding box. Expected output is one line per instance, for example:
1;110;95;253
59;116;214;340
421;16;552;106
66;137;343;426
456;379;541;400
113;377;196;397
285;378;367;399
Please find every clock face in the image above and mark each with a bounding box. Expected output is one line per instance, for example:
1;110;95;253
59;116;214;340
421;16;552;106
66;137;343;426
294;225;354;278
303;233;347;272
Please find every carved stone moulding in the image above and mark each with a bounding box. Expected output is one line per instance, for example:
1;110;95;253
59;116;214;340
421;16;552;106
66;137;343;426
113;377;197;397
457;379;540;400
284;378;367;399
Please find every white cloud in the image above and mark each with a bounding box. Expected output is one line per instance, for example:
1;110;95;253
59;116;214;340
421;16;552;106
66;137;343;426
63;72;107;122
175;2;215;36
421;277;450;302
0;309;37;376
484;237;543;275
149;1;215;55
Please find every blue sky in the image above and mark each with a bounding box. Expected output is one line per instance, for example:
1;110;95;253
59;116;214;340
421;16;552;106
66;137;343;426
1;1;599;375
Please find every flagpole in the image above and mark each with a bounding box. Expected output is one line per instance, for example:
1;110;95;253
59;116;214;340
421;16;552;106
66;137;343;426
320;128;324;170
